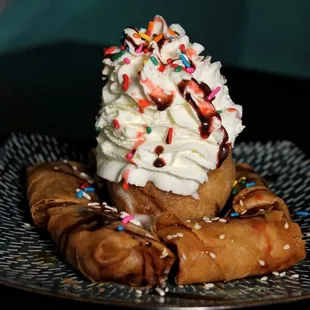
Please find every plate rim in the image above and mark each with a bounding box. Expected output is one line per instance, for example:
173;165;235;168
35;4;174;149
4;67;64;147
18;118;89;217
2;279;310;309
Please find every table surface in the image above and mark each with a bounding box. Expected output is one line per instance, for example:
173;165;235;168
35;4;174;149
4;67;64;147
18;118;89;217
0;42;310;309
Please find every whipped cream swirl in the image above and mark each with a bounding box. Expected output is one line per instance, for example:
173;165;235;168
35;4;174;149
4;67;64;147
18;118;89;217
95;15;244;196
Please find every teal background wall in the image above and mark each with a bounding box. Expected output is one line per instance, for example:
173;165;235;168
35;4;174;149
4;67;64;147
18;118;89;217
0;0;309;79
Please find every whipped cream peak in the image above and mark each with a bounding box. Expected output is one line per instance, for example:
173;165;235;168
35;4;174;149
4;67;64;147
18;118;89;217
95;15;245;196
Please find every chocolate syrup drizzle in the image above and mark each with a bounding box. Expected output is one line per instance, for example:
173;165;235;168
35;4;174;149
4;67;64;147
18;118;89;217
153;145;166;168
178;79;230;166
149;94;174;111
56;206;167;285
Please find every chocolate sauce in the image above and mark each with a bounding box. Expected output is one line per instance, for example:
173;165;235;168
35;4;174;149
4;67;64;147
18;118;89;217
124;35;139;50
177;80;190;95
157;37;168;52
185;92;217;139
153;145;166;168
153;158;166;168
217;138;230;168
56;207;165;286
154;145;164;155
179;78;230;165
149;94;174;111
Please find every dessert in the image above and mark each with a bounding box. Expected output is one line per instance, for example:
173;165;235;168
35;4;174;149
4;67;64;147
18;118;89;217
154;163;306;284
95;15;244;220
26;160;175;286
24;15;306;290
25;160;305;287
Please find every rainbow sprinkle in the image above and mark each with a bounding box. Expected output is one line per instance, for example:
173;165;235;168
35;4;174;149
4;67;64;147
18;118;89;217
122;215;134;224
207;86;221;101
166;128;173;144
111;50;126;61
124;57;131;64
146;126;152;134
116;225;124;231
174;66;183;72
245;181;256;188
136;44;143;54
230;212;240;217
180;54;191;68
122;73;130;91
113;119;120;129
150;56;158;66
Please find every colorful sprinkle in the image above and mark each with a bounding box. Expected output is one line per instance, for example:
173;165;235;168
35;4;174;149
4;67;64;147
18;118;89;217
180;44;186;53
217;110;222;114
140;33;151;41
76;189;84;198
153;33;163;42
122;215;134;224
167;58;173;64
150;56;158;66
186;67;195;73
207;86;221;101
80;182;90;190
136;44;144;54
180;54;191;68
240;179;247;185
82;191;91;200
123;181;129;190
295;211;309;216
111;50;126;61
84;187;95;192
104;46;115;55
166;128;173;144
245;181;256;188
125;151;134;161
174;66;183;72
113;119;120;129
230;212;240;217
122;73;130;91
168;29;176;36
147;21;154;36
116;225;124;231
146;126;152;134
233;180;238;187
232;187;238;195
124;57;131;64
133;33;141;38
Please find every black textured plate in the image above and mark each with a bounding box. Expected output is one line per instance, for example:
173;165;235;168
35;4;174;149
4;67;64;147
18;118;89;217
0;133;310;309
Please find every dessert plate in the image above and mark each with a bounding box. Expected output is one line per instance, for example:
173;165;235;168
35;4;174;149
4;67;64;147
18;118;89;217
0;133;310;309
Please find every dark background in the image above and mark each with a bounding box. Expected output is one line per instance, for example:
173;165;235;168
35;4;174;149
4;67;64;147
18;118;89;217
0;0;310;309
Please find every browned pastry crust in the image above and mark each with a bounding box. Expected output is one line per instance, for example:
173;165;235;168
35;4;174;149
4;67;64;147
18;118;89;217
154;210;306;285
231;163;290;217
47;205;175;286
26;160;99;227
106;152;235;220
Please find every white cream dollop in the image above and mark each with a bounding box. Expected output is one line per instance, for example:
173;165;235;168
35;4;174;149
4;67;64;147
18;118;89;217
95;15;244;196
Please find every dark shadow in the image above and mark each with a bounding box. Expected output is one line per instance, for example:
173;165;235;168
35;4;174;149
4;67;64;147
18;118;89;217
0;40;105;143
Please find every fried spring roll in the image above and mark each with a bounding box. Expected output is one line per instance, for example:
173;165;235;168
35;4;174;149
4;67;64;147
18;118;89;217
26;160;99;227
155;210;305;285
231;163;290;217
47;205;175;286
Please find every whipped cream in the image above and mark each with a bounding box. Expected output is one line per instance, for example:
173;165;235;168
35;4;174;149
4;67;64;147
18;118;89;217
95;15;244;196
